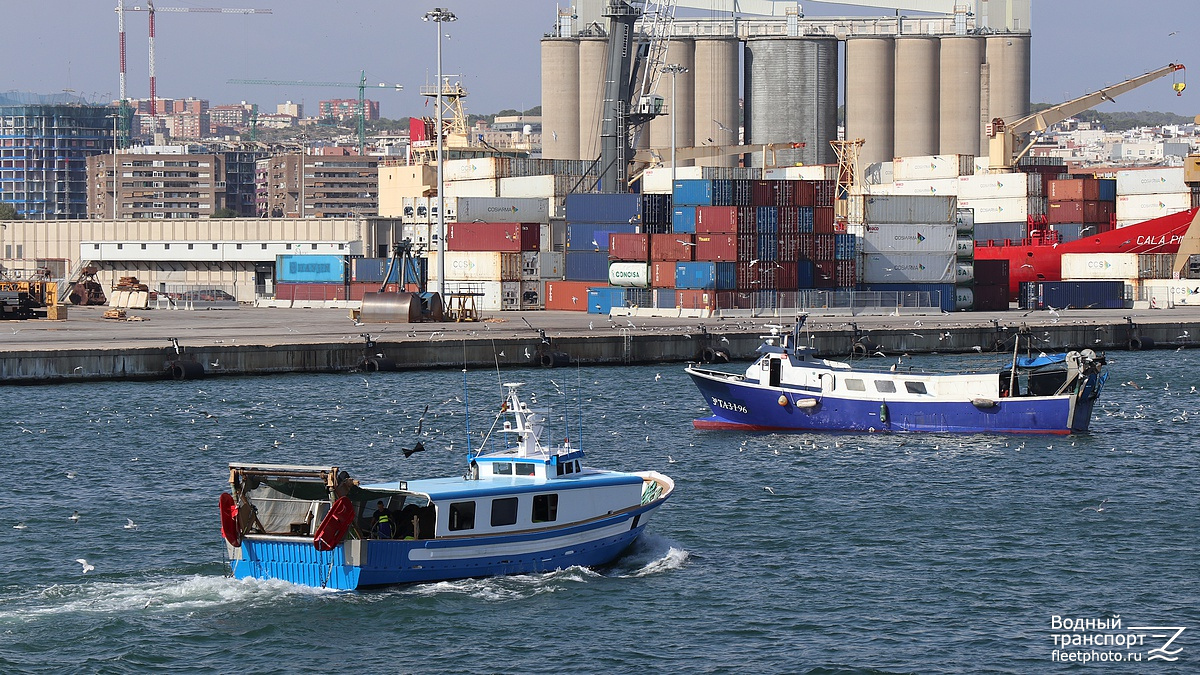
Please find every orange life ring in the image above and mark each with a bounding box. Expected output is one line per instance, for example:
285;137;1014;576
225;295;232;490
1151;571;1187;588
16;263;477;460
313;496;355;552
219;492;240;547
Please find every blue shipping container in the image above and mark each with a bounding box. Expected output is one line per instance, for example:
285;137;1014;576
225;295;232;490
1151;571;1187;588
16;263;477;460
675;261;737;290
834;234;858;261
566;222;639;250
797;259;816;288
641;194;673;226
625;287;653;308
1021;281;1126;311
673;179;713;206
861;283;956;313
711;179;734;207
672;206;697;233
798;206;815;233
277;254;346;283
352;257;428;285
756;206;779;234
1097;179;1117;202
587;286;626;314
757;234;778;261
564;251;611;281
565;193;642;223
653;288;676;309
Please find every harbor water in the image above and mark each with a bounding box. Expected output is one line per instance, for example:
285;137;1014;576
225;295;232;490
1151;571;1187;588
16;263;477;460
1;350;1197;673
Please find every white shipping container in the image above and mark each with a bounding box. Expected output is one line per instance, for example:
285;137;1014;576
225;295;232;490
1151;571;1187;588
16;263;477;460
1115;193;1191;222
442;157;510;182
893;155;974;181
957;197;1043;224
520;251;539;279
539;251;565;278
852;195;957;224
450;197;551;224
1061;253;1139;280
861;253;957;283
1142;280;1200;306
1115;167;1187;196
520;280;545;309
956;172;1040;200
608;262;651;288
864;161;894;186
426;251;522;282
499;174;580;199
890;179;959;196
643;166;704;194
762;165;840;181
956;238;974;258
401;222;432;247
444;178;499;198
861;223;957;254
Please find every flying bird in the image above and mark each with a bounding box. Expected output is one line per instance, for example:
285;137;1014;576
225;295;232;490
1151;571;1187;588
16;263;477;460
763;486;775;495
1081;498;1110;513
713;119;734;133
124;519;139;530
70;511;80;522
76;559;95;574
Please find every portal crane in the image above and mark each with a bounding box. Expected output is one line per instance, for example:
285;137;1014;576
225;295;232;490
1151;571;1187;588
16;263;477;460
228;73;403;155
987;63;1186;172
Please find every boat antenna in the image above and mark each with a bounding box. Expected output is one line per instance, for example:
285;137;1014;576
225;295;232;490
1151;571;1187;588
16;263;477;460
576;361;584;450
462;341;473;459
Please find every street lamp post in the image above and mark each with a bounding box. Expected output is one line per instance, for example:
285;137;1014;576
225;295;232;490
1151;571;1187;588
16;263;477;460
107;113;120;219
424;7;457;298
660;64;688;185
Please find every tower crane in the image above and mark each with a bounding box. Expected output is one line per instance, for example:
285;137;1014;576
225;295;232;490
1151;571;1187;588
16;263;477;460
117;3;271;134
987;63;1186;172
227;73;403;155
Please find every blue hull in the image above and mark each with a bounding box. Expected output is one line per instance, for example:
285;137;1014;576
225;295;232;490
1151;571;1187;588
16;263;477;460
689;370;1100;435
230;506;656;591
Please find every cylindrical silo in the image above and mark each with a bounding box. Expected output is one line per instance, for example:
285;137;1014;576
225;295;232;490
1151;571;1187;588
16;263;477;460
844;37;895;166
744;37;838;167
939;36;985;157
693;38;740;168
893;36;940;158
985;34;1031;125
648;39;696;169
578;37;608;161
541;38;581;160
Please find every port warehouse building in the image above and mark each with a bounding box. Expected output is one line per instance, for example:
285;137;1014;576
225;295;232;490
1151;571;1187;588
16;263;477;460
0;218;426;302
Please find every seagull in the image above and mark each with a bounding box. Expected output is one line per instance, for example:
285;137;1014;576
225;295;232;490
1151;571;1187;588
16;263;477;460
13;522;28;530
676;239;697;247
588;321;594;330
720;336;730;343
66;471;76;479
763;486;775;495
210;359;220;368
654;373;662;381
497;351;505;358
76;559;95;574
667;455;677;463
523;347;532;359
70;511;80;522
591;238;600;249
352;318;365;327
1081;498;1110;513
551;130;558;141
713;119;734;133
124;518;138;530
73;366;84;373
748;259;760;267
972;345;983;352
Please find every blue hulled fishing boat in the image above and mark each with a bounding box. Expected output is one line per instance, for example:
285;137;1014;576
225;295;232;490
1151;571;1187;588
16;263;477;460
219;383;674;590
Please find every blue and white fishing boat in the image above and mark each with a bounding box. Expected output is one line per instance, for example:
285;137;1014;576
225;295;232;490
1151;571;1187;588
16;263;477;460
219;383;674;590
686;319;1107;434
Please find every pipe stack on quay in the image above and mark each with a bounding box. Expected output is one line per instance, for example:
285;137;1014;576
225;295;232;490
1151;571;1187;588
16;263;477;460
2;306;1200;384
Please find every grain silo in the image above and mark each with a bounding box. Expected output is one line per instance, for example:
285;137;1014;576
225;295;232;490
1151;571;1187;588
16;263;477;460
540;38;581;160
647;39;696;168
693;37;740;168
986;34;1032;125
744;37;838;167
844;36;895;166
578;36;608;161
893;36;940;158
938;36;985;156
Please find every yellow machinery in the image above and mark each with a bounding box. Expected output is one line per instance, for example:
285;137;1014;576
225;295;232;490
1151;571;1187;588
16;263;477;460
0;280;58;319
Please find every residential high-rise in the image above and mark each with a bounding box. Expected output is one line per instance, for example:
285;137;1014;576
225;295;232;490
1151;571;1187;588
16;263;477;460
256;151;378;218
87;147;226;219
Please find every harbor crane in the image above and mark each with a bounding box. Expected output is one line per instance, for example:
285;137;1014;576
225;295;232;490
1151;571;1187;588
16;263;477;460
987;63;1186;172
227;73;403;155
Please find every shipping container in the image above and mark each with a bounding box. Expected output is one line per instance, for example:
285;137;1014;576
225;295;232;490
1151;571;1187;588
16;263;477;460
1061;253;1139;280
1138;253;1177;280
852;195;957;224
587;286;626;314
956;262;974;284
673;179;714;206
861;253;957;283
813;260;837;288
499;174;578;199
274;282;347;301
650;260;676;288
446;222;539;252
695;205;738;233
890;178;959;196
641;193;673;226
643;166;703;194
864;161;895;186
956;207;975;234
625;287;653;308
1046;200;1110;225
650;234;694;262
778;232;799;262
737;232;758;262
538;251;565;279
972;284;1010;311
757;233;779;261
813;206;836;233
813;234;837;261
860;283;956;312
427;251;522;282
672;206;697;233
563;250;611;281
797;259;816;288
351;257;428;286
607;233;650;261
834;234;858;261
451;196;550;223
1115;193;1192;222
652;288;676;309
835;259;858;288
443;157;511;181
957;172;1042;200
674;288;717;310
546;220;567;252
892;154;975;181
675;261;736;290
564;193;642;223
1115;167;1187;196
957;197;1046;224
956;238;975;258
276;254;346;283
1046;178;1103;202
861;223;957;254
565;222;639;250
545;280;595;310
444;178;499;198
608;262;651;288
972;221;1027;242
1020;281;1127;310
694;233;738;261
762;165;840;181
955;286;974;310
520;280;545;309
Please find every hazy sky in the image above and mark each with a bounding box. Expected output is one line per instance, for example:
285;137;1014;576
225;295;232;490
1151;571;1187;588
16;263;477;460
0;1;1194;119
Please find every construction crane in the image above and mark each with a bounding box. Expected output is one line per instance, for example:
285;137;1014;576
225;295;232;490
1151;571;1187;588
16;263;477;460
988;63;1186;172
117;3;271;134
228;73;403;155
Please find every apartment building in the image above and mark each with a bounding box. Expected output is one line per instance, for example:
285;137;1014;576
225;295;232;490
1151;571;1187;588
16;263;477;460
88;147;226;219
256;151;378;218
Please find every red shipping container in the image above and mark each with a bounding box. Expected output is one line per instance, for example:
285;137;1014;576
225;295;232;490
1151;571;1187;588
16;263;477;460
275;283;345;301
772;261;799;290
736;207;757;234
348;282;400;301
447;222;539;252
797;233;815;260
813;234;837;260
736;232;757;262
675;289;716;310
716;291;748;309
650;261;677;288
814;206;836;233
1046;200;1108;225
778;232;800;262
796;180;816;207
608;233;650;261
751;180;774;206
735;261;757;291
812;180;837;207
694;234;737;261
814;260;838;288
545;280;596;311
650;233;694;262
773;180;798;207
777;206;800;234
1046;178;1100;202
695;206;738;233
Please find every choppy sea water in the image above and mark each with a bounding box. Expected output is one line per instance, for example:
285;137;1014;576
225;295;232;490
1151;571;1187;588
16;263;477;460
0;349;1197;674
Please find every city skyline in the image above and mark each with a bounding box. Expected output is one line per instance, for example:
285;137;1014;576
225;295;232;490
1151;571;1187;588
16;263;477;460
0;1;1194;121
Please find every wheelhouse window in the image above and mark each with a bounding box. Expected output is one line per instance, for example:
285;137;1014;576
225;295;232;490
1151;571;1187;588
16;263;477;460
448;501;476;531
516;463;536;476
845;379;866;391
904;381;928;395
874;380;897;393
490;497;518;526
532;494;558;523
494;462;513;476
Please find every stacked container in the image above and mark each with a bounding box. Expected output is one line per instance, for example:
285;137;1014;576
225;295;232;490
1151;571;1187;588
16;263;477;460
956;173;1045;243
1045;177;1116;242
857;195;961;312
1114;168;1191;229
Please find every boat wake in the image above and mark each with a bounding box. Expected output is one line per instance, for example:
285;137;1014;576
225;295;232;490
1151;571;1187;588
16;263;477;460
611;533;690;578
0;574;331;622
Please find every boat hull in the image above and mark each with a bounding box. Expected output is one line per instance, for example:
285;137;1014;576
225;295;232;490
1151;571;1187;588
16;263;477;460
229;500;665;590
688;368;1101;435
